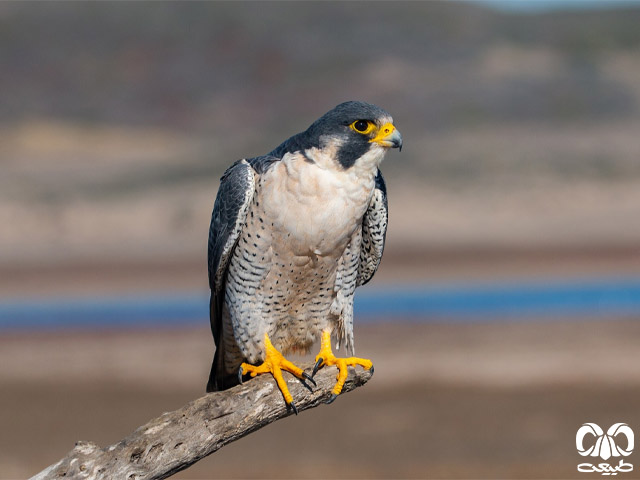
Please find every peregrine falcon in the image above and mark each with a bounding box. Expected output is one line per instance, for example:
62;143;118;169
206;101;402;412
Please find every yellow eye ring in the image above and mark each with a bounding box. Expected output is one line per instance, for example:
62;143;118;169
350;120;375;135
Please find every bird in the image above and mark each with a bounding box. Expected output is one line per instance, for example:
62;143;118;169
206;101;402;412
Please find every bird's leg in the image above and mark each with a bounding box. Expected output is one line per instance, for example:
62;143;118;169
239;333;315;414
311;330;373;403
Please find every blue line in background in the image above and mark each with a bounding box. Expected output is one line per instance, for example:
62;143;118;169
354;277;640;320
0;294;207;330
476;0;640;13
1;276;640;331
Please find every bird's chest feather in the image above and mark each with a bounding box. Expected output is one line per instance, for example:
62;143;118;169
258;153;374;256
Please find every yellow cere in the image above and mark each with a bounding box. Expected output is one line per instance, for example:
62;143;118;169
369;122;396;144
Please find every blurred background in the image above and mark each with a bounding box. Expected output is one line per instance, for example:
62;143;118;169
2;1;640;478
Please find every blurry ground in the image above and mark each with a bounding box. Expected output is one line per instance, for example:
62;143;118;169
2;320;640;479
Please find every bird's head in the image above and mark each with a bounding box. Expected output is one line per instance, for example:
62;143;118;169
273;101;402;171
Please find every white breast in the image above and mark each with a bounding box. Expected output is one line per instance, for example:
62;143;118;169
259;151;376;257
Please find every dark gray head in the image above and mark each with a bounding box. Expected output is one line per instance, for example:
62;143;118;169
270;101;402;169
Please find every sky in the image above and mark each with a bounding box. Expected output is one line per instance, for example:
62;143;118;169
475;0;640;12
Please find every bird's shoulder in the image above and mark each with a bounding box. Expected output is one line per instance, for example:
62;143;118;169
374;168;388;207
245;154;280;175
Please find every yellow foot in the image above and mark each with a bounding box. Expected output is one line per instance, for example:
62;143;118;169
238;333;316;415
312;330;374;403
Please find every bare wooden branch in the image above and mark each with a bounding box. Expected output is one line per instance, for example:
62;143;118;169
31;363;373;480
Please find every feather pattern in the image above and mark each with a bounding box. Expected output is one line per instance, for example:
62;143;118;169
357;169;388;286
208;159;256;292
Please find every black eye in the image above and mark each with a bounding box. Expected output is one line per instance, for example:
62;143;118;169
353;120;369;132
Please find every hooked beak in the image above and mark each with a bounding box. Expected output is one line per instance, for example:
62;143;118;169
370;123;403;151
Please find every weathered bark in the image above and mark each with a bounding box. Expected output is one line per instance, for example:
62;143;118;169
31;363;373;480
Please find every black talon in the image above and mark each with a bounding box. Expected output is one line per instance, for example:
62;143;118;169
312;358;324;377
237;367;244;384
289;402;299;415
302;371;317;387
325;393;338;404
299;378;314;393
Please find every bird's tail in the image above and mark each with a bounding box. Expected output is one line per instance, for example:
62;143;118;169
206;295;241;392
206;348;242;392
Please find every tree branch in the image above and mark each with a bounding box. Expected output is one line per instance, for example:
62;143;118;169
30;363;373;480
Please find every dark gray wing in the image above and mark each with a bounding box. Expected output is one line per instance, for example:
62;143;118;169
208;159;256;293
207;159;256;392
357;169;388;287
